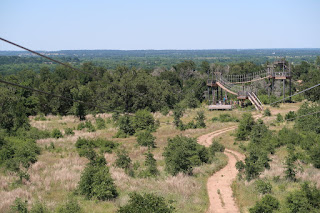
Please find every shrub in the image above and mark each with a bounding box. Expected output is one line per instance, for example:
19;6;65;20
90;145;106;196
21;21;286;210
263;108;271;116
209;141;225;156
0;137;40;181
115;115;135;137
95;117;106;130
77;123;86;130
295;102;320;134
78;164;118;200
160;106;169;116
64;128;74;136
16;127;51;140
143;151;159;177
276;113;283;122
309;141;320;168
284;147;298;181
30;201;49;213
10;198;28;213
286;182;320;213
75;138;117;156
56;197;82;213
236;160;245;172
255;179;272;194
244;147;270;181
115;149;132;170
249;195;279;213
285;111;296;121
163;135;209;175
173;105;184;129
136;131;156;148
236;113;255;141
85;121;96;132
195;111;206;128
112;111;120;123
118;192;175;213
51;129;63;138
132;109;155;131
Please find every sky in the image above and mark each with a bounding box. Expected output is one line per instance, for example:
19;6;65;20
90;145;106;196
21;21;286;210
0;0;319;51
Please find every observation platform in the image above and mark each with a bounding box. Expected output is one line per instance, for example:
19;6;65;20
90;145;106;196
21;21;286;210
208;104;232;110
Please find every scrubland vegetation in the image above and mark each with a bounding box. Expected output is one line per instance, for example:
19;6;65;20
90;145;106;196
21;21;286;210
0;54;320;212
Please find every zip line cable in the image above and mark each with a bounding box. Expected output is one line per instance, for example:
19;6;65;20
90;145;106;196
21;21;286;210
270;82;320;106
0;37;103;81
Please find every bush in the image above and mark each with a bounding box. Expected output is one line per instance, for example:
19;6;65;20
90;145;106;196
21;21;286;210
160;106;169;116
56;197;82;213
249;195;279;213
10;198;28;213
276;113;283;122
115;115;135;137
255;179;272;194
115;149;132;170
195;111;206;128
163;135;209;175
136;131;156;148
85;121;96;132
16;127;51;140
132;109;155;132
143;151;159;177
75;138;117;156
236;160;245;172
295;102;320;134
64;128;74;136
263;108;271;116
51;129;63;138
0;137;40;181
77;122;86;130
286;182;320;213
30;200;49;213
118;192;175;213
78;164;118;200
209;141;225;156
285;111;296;121
95;117;106;130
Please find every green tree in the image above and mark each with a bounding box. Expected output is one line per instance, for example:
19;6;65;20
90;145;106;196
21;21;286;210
236;113;255;141
195;111;206;128
78;164;118;200
286;182;320;213
144;150;159;177
132;109;155;131
163;135;208;175
136;131;156;148
115;149;132;170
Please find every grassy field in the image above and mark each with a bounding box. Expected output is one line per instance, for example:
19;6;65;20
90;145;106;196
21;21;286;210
0;105;234;212
1;101;318;212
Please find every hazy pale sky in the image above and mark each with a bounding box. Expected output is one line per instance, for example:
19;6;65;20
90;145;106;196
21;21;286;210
1;0;319;51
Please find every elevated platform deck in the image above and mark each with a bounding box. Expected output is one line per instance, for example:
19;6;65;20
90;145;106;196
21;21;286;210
208;104;232;110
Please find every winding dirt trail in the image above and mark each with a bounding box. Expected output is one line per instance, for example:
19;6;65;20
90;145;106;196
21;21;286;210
198;127;244;213
198;115;262;212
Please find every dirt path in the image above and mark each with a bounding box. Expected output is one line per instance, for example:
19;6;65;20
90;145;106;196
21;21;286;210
198;127;244;213
197;114;262;212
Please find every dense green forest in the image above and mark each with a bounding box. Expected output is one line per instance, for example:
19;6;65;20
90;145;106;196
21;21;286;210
1;49;320;75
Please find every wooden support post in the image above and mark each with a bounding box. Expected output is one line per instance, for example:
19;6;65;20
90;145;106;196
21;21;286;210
283;79;286;103
289;78;292;102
